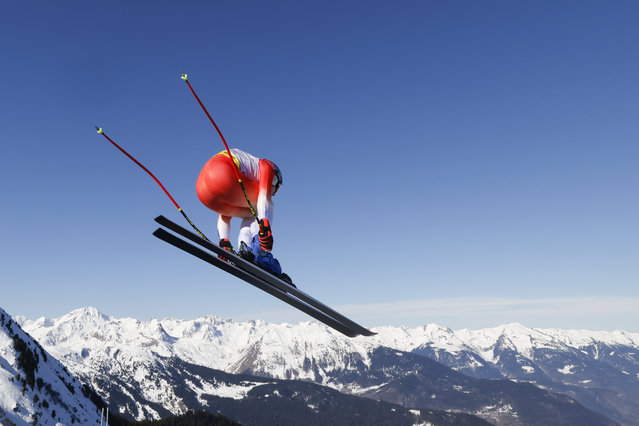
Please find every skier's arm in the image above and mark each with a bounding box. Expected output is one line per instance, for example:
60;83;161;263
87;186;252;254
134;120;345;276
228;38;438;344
257;159;276;250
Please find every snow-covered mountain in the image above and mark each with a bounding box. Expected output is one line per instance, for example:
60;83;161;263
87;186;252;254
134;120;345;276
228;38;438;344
9;307;485;426
0;307;102;426
19;307;636;425
404;322;639;425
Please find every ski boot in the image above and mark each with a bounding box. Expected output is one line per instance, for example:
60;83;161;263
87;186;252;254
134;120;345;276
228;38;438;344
249;236;296;288
218;238;235;262
238;241;255;263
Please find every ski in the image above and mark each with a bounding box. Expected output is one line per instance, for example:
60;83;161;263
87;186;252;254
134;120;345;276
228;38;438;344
153;227;359;337
154;215;376;337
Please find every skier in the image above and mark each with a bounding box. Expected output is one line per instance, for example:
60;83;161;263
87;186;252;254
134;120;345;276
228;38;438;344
196;148;285;276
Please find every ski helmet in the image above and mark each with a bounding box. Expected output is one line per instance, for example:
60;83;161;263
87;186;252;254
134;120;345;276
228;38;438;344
266;160;282;195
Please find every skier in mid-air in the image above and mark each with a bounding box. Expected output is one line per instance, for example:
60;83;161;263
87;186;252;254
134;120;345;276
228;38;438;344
95;73;374;336
196;148;285;276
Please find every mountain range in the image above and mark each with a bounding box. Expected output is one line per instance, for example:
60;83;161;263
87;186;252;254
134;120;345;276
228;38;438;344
8;306;636;425
0;306;485;425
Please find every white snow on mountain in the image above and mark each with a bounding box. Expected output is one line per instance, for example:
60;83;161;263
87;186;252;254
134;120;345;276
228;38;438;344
0;307;101;426
11;306;639;424
558;365;576;375
19;307;639;386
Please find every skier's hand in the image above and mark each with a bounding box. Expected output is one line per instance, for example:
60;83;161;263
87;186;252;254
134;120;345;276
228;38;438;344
258;219;273;251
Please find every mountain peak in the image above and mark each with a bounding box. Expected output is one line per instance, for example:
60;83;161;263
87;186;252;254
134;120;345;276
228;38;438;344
67;306;109;321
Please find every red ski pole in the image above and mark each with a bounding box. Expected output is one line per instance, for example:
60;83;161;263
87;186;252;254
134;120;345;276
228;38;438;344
95;126;210;241
180;72;260;224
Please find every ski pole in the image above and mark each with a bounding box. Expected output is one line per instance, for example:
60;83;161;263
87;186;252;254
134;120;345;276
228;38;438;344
95;126;210;241
180;72;260;224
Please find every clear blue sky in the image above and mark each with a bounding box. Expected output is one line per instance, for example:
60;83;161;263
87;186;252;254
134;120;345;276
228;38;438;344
1;1;638;331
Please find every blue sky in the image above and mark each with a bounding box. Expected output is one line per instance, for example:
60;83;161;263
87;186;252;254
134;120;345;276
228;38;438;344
1;1;637;331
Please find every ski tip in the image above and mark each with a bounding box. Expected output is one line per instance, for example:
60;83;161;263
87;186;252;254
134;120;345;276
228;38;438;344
351;331;376;338
351;328;376;337
180;71;188;82
95;126;103;135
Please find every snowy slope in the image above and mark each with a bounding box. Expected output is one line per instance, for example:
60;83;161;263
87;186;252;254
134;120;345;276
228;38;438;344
0;307;102;426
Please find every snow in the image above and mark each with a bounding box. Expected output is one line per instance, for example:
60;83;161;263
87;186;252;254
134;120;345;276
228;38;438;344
409;409;434;426
19;307;639;391
12;305;639;423
558;365;576;375
21;308;639;382
346;382;387;394
186;378;263;402
473;403;518;422
538;327;639;348
0;307;101;426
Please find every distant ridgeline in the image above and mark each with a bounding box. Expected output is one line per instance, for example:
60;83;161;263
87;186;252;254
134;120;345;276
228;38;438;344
14;307;637;425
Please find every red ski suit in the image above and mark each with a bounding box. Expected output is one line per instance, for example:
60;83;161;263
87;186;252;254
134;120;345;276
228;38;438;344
196;149;279;248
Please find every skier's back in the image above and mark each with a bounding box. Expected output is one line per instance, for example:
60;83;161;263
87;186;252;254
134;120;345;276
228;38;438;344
196;148;284;275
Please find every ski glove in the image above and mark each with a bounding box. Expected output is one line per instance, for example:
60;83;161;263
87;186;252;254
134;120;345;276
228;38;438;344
258;218;273;251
